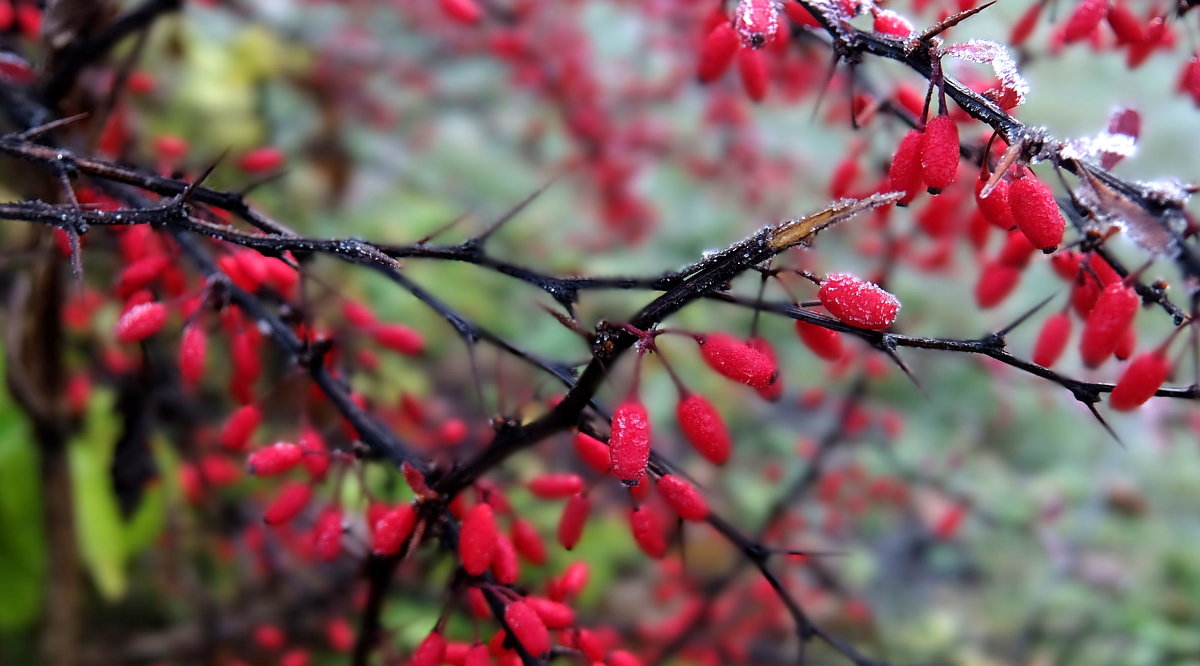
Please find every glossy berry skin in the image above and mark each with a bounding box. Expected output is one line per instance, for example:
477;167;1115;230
510;518;547;565
1033;312;1073;368
459;503;498;576
975;177;1017;230
410;632;447;666
220;404;261;452
236;146;284;173
572;432;612;473
372;504;417;556
115;301;168;343
439;0;483;25
1080;282;1139;368
698;333;777;389
528;474;584;498
505;600;552;656
697;23;739;83
371;324;424;355
1062;0;1109;43
1008;175;1066;251
312;508;343;561
179;324;207;386
657;475;709;521
609;401;652;482
818;273;901;331
1109;351;1171;411
920;115;960;192
736;48;768;102
974;260;1021;309
525;597;575;629
676;394;732;465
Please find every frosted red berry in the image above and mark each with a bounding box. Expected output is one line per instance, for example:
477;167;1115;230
920;115;960;192
975;176;1017;230
818;273;901;331
698;332;777;389
1109;351;1170;411
528;473;584;498
629;506;666;559
410;632;447;666
1080;282;1139;368
1062;0;1109;43
873;9;914;37
657;475;709;521
372;504;417;556
609;401;652;482
734;0;780;49
974;260;1021;309
557;493;591;550
179;324;207;386
312;508;343;561
460;503;498;575
676;394;732;465
888;129;924;206
510;518;547;565
572;432;612;473
525;596;575;629
1008;174;1065;251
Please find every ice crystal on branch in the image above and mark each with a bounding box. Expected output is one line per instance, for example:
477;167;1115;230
943;39;1030;107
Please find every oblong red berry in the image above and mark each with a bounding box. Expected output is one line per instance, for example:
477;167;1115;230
371;324;424;355
609;401;652;482
873;9;914;37
528;473;584;498
629;506;666;559
1033;312;1073;368
657;475;709;521
747;336;783;402
372;504;417;556
263;482;312;525
734;0;780;48
888;129;924;206
510;518;547;565
116;301;168;343
1109;351;1170;411
1062;0;1108;43
525;596;575;629
491;533;520;585
920;115;960;192
736;48;768;102
794;318;845;361
1008;174;1065;251
237;146;284;173
439;0;482;24
572;432;611;473
220;404;261;452
975;177;1017;230
697;22;739;83
698;333;777;389
505;600;551;656
974;260;1021;309
557;493;591;550
312;508;343;561
247;442;303;476
410;631;447;666
676;394;732;465
1080;282;1139;368
179;324;207;386
459;503;498;576
818;273;901;331
1106;2;1144;43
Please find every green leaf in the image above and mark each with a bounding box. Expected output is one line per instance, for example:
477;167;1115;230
0;404;45;631
69;390;127;601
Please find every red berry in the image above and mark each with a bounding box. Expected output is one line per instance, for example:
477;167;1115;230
528;473;584;498
920;115;960;192
609;401;652;482
698;23;739;83
794;318;845;361
1106;2;1144;44
439;0;483;24
873;9;914;37
1008;174;1065;251
698;332;777;389
676;394;732;465
411;632;447;666
1032;312;1073;368
974;260;1021;309
373;504;417;556
1062;0;1109;43
525;596;575;629
736;48;768;102
1109;351;1170;411
491;533;520;584
220;404;261;452
179;324;207;386
888;129;924;206
734;0;780;48
557;493;591;550
312;507;343;561
818;273;901;331
746;336;783;401
459;503;497;575
933;504;966;540
608;650;644;666
116;254;170;297
1011;0;1045;45
505;600;551;656
510;518;547;565
1079;282;1139;368
237;146;285;173
263;482;312;525
254;624;286;650
629;506;666;559
975;176;1017;230
572;432;612;473
463;644;490;666
247;442;303;476
657;475;709;521
371;323;424;355
997;228;1038;268
115;301;168;343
